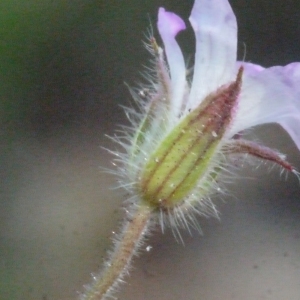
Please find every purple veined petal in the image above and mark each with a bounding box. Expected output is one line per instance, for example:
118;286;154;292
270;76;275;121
230;62;300;150
157;8;187;118
187;0;237;111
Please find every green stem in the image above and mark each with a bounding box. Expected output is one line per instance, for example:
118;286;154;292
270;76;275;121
81;204;152;300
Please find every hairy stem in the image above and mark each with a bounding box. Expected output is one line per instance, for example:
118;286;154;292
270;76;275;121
81;204;153;300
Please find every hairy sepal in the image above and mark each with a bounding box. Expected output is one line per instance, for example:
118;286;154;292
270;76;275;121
140;68;243;208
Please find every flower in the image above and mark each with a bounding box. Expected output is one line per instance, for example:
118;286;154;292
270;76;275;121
157;1;300;144
119;0;300;231
81;1;300;299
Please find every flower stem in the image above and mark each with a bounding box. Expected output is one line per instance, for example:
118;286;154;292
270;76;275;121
81;204;153;300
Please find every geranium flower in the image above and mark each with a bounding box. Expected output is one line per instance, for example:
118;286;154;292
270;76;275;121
80;0;300;299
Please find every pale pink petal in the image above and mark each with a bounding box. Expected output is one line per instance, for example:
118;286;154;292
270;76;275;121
188;0;237;111
236;61;265;75
157;7;186;117
231;62;300;150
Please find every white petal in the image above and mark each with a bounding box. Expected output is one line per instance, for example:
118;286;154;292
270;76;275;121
188;0;237;111
157;8;186;117
231;62;300;150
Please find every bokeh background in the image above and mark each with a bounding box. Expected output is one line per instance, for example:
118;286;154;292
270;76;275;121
1;0;300;299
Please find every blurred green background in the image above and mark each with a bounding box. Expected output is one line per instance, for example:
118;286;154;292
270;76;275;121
1;1;300;299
